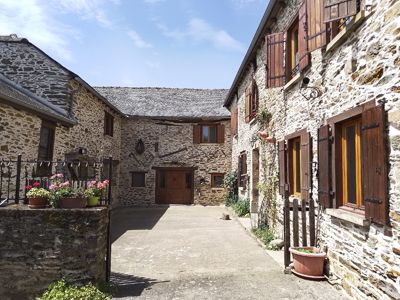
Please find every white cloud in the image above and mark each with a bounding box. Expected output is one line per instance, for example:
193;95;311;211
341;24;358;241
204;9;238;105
0;0;74;61
146;61;160;69
144;0;165;4
127;30;152;48
157;18;244;52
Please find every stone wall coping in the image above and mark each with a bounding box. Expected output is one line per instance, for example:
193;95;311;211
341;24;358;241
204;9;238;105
325;208;370;227
0;204;108;213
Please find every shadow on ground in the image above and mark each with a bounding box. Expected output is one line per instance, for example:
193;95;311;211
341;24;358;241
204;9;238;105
111;206;169;243
111;272;168;298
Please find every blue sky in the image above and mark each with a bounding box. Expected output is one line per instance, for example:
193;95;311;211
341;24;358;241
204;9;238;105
0;0;267;88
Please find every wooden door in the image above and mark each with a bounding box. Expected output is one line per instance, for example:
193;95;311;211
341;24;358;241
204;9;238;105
156;169;193;204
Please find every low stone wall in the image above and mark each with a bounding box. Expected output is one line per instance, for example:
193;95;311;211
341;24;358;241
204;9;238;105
0;205;109;300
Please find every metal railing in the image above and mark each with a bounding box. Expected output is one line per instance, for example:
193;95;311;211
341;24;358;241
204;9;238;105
0;155;113;206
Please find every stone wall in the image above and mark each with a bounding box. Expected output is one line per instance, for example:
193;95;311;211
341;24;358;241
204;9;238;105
230;0;400;298
119;117;231;206
0;205;108;300
0;103;42;160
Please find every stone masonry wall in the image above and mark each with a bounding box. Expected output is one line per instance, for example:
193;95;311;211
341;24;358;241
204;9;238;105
0;103;42;160
120;117;231;206
0;206;108;300
231;0;400;298
0;40;72;114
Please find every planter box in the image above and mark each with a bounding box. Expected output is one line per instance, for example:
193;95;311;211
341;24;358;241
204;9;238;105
59;197;87;209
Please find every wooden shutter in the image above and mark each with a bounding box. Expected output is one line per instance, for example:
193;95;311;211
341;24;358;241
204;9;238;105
324;0;357;23
239;152;247;188
298;2;310;72
193;125;201;144
278;140;287;196
300;131;312;202
361;105;388;225
217;124;225;143
266;32;286;88
230;104;238;136
307;0;327;51
318;125;332;208
245;88;251;123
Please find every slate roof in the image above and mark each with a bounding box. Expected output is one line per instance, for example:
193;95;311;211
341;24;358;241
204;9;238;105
95;87;230;119
0;72;75;125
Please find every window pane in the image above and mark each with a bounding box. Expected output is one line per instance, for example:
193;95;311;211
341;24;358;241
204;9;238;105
295;141;301;193
346;125;357;204
213;175;224;187
132;172;145;187
202;126;209;142
210;126;217;143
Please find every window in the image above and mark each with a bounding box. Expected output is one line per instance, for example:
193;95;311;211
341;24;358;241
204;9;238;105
211;173;224;188
238;152;247;189
287;17;299;79
245;81;259;122
104;111;114;136
318;102;389;225
340;118;362;208
201;125;217;143
36;121;55;176
131;172;145;187
289;137;301;196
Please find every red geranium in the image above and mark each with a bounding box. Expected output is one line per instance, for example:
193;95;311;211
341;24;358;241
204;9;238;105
25;185;33;190
32;182;41;187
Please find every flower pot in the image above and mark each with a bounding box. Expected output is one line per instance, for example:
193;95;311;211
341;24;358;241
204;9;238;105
289;247;326;279
59;197;87;209
87;196;100;207
28;197;48;209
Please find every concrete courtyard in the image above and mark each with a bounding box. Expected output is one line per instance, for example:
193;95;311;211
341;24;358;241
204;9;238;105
110;206;347;300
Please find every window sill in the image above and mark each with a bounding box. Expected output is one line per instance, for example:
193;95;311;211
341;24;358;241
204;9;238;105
283;73;301;91
325;208;369;227
326;10;367;54
211;187;225;191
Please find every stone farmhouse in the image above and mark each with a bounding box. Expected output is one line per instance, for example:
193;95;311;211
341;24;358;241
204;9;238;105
224;0;400;298
0;35;231;206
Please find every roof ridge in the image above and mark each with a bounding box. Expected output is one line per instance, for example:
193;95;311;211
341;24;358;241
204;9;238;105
94;86;229;91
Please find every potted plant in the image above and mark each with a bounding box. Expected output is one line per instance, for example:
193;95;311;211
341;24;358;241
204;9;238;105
84;180;109;206
26;182;50;208
49;174;86;209
289;247;326;279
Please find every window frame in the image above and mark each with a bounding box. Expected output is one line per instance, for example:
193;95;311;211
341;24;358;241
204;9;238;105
104;111;114;137
211;173;225;188
238;151;247;189
131;171;146;188
250;82;259;120
200;124;218;144
289;137;302;197
287;16;299;80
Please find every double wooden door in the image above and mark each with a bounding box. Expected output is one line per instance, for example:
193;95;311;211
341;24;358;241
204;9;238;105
156;169;194;204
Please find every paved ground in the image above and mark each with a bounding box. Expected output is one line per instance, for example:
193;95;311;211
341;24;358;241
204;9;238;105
111;206;347;300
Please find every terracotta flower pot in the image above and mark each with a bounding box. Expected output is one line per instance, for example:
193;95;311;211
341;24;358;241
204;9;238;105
59;197;87;209
290;247;326;279
28;197;48;209
87;196;100;207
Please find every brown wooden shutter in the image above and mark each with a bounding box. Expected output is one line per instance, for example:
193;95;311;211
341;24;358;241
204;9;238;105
217;124;225;143
300;131;312;202
278;140;287;196
242;152;247;188
361;105;388;225
307;0;327;51
266;32;286;88
298;2;310;72
230;104;238;136
318;125;332;208
245;88;251;123
193;125;201;144
324;0;357;23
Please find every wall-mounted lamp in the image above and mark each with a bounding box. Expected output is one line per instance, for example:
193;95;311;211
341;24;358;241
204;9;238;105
78;147;88;155
300;77;322;100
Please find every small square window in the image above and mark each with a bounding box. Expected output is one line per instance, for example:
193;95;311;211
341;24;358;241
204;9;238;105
201;125;217;143
131;172;146;187
211;173;224;188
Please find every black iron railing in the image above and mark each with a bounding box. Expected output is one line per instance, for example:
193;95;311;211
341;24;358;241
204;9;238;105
0;155;113;206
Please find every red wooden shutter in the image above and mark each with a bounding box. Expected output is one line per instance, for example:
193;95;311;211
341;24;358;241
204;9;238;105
245;88;251;123
318;125;332;208
278;140;287;196
266;32;286;88
217;124;225;143
298;2;310;72
300;131;312;202
307;0;327;51
361;105;388;225
324;0;358;23
193;125;201;144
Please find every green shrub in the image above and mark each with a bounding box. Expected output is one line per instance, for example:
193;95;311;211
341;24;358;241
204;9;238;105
233;199;250;217
224;193;238;207
36;279;111;300
252;225;275;248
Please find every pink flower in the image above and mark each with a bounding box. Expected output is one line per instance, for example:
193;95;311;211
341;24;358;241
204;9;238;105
25;185;33;190
32;182;41;187
103;180;109;186
60;181;70;188
97;183;105;190
49;184;57;190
